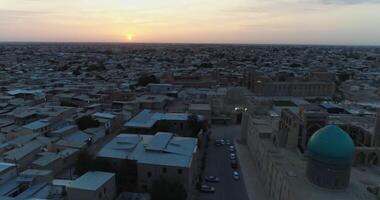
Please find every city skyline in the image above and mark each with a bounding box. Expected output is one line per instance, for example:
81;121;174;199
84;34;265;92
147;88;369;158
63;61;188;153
1;0;380;45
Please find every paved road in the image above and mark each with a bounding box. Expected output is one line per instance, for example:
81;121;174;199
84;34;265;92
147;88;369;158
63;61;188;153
199;125;249;200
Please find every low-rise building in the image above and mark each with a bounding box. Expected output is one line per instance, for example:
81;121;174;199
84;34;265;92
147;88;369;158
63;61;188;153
31;153;63;174
3;142;42;170
146;83;182;95
189;104;211;123
92;112;124;134
97;132;198;192
124;109;193;136
0;162;17;185
134;94;172;110
22;119;51;135
67;171;116;200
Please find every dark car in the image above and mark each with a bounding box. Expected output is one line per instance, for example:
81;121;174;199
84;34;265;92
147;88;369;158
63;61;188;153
214;140;222;147
231;159;238;169
205;176;220;183
233;171;240;180
200;185;215;193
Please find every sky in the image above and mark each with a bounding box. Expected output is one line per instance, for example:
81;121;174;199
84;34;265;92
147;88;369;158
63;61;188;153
0;0;380;45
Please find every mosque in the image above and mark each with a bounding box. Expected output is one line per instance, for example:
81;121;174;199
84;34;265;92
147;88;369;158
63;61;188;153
240;101;380;200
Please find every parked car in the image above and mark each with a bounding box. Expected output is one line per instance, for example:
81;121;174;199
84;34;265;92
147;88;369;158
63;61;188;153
233;171;240;180
220;139;225;145
229;145;235;152
201;185;215;193
231;159;238;169
214;140;222;147
225;139;231;145
230;153;236;160
205;175;220;183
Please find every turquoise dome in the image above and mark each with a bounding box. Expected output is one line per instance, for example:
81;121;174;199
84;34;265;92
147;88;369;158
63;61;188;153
307;125;355;162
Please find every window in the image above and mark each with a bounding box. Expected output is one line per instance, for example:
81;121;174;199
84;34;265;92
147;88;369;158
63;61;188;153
104;187;106;194
98;192;102;199
147;172;151;178
178;169;182;174
163;168;167;173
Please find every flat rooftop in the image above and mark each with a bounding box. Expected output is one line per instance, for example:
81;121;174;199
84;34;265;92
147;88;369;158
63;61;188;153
23;119;50;130
124;109;189;129
97;132;197;168
68;171;115;191
0;162;15;173
189;104;211;111
4;142;41;161
92;112;115;119
32;153;61;167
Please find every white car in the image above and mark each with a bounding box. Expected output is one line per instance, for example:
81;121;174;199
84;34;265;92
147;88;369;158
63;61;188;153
233;171;240;180
230;153;236;160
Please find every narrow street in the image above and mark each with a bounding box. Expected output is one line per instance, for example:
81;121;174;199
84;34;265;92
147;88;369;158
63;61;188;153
199;125;249;200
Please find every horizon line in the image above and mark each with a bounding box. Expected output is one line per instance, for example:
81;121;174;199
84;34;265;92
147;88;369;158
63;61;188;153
0;40;380;48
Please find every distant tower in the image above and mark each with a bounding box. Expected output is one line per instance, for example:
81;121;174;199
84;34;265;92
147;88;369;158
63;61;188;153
306;125;355;190
373;109;380;147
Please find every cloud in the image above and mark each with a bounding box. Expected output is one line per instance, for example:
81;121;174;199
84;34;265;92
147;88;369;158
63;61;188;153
0;9;51;19
320;0;380;4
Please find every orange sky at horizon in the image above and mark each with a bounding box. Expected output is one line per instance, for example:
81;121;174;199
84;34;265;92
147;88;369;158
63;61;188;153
1;0;380;45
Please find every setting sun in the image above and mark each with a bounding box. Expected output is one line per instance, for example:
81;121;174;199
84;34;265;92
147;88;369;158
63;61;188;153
126;34;133;41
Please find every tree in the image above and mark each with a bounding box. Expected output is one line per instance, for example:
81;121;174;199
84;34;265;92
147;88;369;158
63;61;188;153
116;160;137;191
60;100;77;107
75;116;100;131
198;62;213;68
86;63;106;71
137;74;159;86
74;151;93;176
75;156;138;192
73;69;81;76
337;72;350;83
90;158;137;189
150;178;187;200
289;63;300;68
187;114;207;137
58;64;69;71
156;122;171;132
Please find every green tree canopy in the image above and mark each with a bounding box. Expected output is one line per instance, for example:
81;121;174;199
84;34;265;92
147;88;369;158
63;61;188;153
74;151;93;176
75;116;100;131
156;122;171;132
187;114;207;137
138;74;159;86
74;153;138;191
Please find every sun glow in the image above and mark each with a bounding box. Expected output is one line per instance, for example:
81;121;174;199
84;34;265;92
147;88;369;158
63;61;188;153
126;33;133;41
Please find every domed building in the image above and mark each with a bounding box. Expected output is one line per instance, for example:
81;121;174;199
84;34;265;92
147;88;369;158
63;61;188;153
306;125;355;190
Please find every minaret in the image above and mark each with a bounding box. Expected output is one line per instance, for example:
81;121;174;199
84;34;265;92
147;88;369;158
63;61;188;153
373;109;380;147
